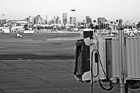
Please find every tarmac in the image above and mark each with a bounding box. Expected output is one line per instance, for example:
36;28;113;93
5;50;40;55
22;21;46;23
0;35;140;93
0;59;90;93
0;59;140;93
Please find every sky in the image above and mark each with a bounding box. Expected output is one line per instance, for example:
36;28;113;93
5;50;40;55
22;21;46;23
0;0;140;22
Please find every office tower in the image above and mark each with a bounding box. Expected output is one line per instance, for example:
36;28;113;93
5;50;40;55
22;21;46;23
45;15;48;24
97;17;106;24
32;15;42;25
33;17;37;24
36;15;42;24
97;17;106;29
86;16;92;24
58;20;61;24
70;17;76;24
54;16;59;24
28;16;35;24
62;13;67;24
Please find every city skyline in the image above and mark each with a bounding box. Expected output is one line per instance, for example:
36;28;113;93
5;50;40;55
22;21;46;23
0;0;140;22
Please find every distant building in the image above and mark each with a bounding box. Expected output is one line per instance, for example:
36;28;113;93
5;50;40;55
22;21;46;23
0;19;6;26
70;17;76;24
85;16;92;27
86;16;92;24
62;13;67;24
104;20;118;30
97;17;107;29
36;15;42;24
58;20;61;24
28;16;33;23
97;17;106;24
42;19;46;24
30;15;43;25
45;15;48;24
33;17;37;24
54;16;59;24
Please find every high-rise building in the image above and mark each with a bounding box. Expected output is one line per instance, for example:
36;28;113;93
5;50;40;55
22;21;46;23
42;19;46;24
36;15;42;24
97;17;106;24
45;15;48;24
31;15;43;25
70;17;76;24
54;16;59;24
97;17;106;29
58;20;61;24
32;15;43;24
62;13;67;24
27;16;35;24
33;17;37;24
0;19;6;26
86;16;92;24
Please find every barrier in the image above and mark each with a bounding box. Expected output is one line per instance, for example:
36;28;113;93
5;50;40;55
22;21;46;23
73;29;140;93
126;37;140;79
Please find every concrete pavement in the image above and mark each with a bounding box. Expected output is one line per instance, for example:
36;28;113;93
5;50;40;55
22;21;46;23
0;59;90;93
0;59;139;93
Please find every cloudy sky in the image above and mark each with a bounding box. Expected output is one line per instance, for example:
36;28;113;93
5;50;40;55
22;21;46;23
0;0;140;22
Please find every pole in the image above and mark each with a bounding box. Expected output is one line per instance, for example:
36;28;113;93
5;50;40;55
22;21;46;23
91;60;94;93
118;19;126;93
90;42;95;93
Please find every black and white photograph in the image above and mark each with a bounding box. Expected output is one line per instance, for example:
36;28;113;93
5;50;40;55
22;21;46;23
0;0;140;93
